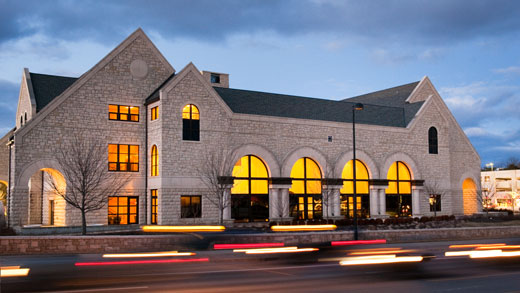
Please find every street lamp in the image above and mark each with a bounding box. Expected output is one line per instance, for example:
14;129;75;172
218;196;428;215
352;103;363;240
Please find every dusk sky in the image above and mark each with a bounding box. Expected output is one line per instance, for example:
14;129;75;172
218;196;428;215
1;0;519;167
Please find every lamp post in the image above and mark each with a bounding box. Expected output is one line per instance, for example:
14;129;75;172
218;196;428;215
352;103;363;240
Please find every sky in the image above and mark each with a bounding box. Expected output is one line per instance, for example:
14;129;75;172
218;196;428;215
0;0;519;167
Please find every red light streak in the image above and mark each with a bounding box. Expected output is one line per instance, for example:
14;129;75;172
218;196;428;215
75;258;209;266
331;239;387;246
214;243;285;250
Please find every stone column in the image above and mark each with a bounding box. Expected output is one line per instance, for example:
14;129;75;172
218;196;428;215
369;188;379;216
378;187;388;217
269;184;292;220
322;184;342;219
223;186;232;220
412;186;423;217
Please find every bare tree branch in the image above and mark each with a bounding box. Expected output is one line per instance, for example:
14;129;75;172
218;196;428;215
423;180;447;217
48;134;131;234
197;148;233;225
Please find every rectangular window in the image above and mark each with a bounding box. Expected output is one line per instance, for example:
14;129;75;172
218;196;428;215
109;104;139;122
108;144;139;172
210;73;220;84
429;194;442;212
108;196;138;225
151;106;158;121
181;195;201;218
151;189;158;224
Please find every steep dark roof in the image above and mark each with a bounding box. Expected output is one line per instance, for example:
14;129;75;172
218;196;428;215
214;81;423;127
30;73;78;112
145;73;176;105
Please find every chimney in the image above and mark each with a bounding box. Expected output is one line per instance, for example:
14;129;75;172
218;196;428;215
201;71;229;88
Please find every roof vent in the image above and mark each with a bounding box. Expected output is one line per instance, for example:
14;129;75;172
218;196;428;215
202;71;229;88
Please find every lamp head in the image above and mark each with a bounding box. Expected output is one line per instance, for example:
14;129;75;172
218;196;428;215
353;103;364;111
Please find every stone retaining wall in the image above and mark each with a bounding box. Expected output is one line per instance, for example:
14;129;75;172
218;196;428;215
2;226;520;255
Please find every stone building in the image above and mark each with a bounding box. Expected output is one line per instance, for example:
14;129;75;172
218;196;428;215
0;28;481;229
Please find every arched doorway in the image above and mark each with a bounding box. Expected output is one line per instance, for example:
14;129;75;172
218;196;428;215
231;155;269;222
341;160;370;218
0;180;7;224
385;161;412;217
463;178;478;215
289;157;322;220
27;168;66;226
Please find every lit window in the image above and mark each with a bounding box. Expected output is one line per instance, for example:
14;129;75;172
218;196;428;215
181;195;201;218
151;145;158;176
108;196;138;225
289;157;322;220
385;161;412;217
151;106;158;121
151;189;158;224
182;104;200;141
231;155;269;222
108;144;139;172
428;127;438;154
109;104;139;122
340;160;370;218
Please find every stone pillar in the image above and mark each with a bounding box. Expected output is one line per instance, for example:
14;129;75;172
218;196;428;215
412;186;423;217
377;187;388;218
269;187;280;219
223;186;232;220
322;185;342;219
269;184;292;220
369;188;379;216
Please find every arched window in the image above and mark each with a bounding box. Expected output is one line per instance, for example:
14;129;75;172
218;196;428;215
385;161;412;217
428;127;438;154
341;159;370;218
24;112;27;123
151;145;158;177
231;155;269;222
289;157;322;220
462;178;477;215
182;104;200;141
20;116;23;126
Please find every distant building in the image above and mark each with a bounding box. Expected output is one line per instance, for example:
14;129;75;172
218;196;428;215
481;169;520;212
0;29;481;230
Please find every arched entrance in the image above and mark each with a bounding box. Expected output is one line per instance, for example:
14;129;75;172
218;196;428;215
231;155;270;222
463;178;478;215
27;168;66;226
340;159;370;218
385;161;412;217
0;180;7;225
289;157;322;220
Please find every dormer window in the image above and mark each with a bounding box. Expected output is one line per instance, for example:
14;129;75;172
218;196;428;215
210;73;220;84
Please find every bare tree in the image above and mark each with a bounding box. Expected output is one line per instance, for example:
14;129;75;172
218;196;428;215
198;148;233;225
321;165;337;218
49;135;130;235
477;183;496;215
424;180;447;217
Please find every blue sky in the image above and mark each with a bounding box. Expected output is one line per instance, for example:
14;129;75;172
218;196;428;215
1;0;519;167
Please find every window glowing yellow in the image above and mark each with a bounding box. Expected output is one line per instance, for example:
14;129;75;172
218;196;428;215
386;161;411;194
182;104;200;120
290;157;322;194
231;155;269;195
340;160;369;194
151;145;158;177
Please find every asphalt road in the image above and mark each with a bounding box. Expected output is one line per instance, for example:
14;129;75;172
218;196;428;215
2;238;520;293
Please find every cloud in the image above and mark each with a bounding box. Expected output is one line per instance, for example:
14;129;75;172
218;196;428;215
493;66;520;74
0;79;18;134
464;127;489;137
1;0;520;47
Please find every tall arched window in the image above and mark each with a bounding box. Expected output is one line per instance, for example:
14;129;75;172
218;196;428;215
182;104;200;141
428;127;438;154
341;160;370;218
24;112;27;123
20;116;23;126
151;145;158;177
385;161;412;217
231;155;269;222
289;157;322;220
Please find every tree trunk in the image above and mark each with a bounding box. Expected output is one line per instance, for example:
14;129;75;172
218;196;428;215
81;209;87;235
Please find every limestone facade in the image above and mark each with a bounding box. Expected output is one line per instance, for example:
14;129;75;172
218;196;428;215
2;29;481;229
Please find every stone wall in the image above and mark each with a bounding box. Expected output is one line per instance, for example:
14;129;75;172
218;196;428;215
2;226;520;255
